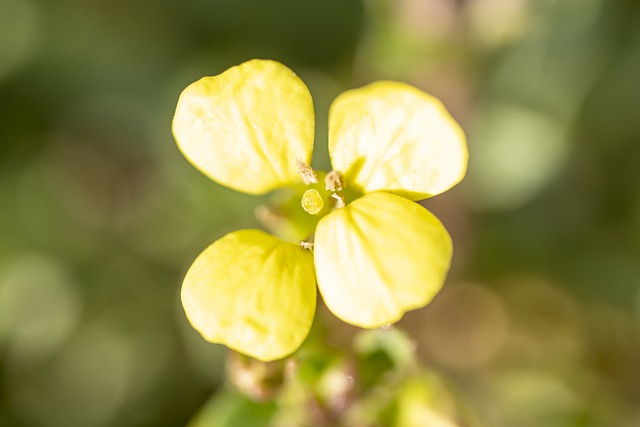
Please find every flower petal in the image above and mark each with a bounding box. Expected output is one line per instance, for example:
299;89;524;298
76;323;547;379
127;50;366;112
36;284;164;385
329;81;467;200
181;229;316;361
314;192;452;328
173;59;315;194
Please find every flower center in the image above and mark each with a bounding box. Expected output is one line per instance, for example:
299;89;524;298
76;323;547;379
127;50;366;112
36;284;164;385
255;164;349;245
297;166;346;218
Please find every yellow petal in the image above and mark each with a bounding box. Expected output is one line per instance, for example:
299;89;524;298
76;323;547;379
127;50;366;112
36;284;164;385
181;229;316;361
314;192;452;328
329;81;467;200
173;59;315;194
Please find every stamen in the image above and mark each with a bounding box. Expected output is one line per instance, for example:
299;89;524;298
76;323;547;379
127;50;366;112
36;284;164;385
297;160;318;185
299;241;314;250
331;192;345;209
325;170;345;192
255;205;283;229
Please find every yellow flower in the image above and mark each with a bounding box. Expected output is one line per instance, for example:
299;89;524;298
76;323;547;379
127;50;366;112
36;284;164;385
173;59;467;361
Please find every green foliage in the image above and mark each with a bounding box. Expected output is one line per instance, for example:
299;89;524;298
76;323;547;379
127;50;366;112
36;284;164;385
189;390;278;427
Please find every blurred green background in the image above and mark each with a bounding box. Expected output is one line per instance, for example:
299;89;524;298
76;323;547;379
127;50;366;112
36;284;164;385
1;0;640;426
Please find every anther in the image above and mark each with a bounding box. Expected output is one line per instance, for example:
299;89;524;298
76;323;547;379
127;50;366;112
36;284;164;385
297;160;318;185
300;241;314;251
325;170;345;192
